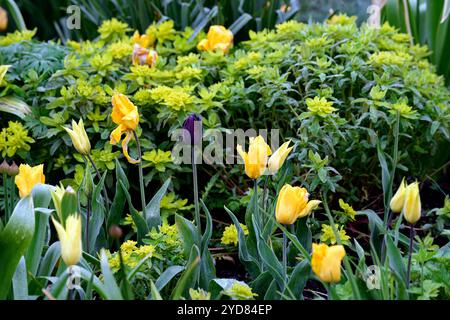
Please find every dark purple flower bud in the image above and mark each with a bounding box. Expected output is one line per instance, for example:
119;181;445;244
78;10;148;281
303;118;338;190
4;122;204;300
182;114;202;145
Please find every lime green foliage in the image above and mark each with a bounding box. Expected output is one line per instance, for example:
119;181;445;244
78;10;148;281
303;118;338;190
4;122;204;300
320;224;350;245
338;199;356;221
221;223;249;246
223;282;258;300
189;288;211;300
108;240;155;273
0;29;36;46
142;149;172;171
0;121;34;158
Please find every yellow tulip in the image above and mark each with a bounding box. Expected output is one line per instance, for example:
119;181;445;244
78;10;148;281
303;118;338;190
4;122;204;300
132;46;158;67
52;215;82;266
268;140;293;174
390;178;407;213
311;243;346;283
237;135;272;179
110;93;140;164
275;184;321;224
0;7;7;32
403;181;421;224
14;164;45;198
63;119;91;155
197;25;233;53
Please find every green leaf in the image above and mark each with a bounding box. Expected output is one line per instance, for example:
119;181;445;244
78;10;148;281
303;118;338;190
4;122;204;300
144;178;171;230
171;245;201;300
385;234;407;284
175;214;200;258
12;256;28;300
4;0;27;31
107;159;127;229
99;250;123;300
287;259;310;299
88;172;107;254
154;265;184;291
0;196;35;299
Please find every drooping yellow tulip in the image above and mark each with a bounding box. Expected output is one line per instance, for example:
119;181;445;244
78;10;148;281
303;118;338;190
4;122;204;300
197;25;233;53
390;178;407;213
403;181;421;224
0;7;7;32
63;119;91;155
110;93;140;164
311;243;346;283
14;164;45;198
268;140;293;174
275;184;321;224
52;214;82;266
237;135;272;179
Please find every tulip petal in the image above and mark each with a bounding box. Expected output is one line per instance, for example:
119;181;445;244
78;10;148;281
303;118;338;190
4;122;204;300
122;131;140;164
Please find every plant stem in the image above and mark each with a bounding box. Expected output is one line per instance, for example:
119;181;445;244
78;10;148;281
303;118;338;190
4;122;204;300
85;195;91;254
9;176;16;215
406;224;414;288
262;175;269;223
322;192;361;300
133;131;146;212
87;153;110;212
2;173;9;220
254;179;260;230
191;147;201;235
283;229;288;280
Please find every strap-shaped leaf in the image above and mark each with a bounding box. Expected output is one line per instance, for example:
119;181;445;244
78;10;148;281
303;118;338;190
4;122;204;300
144;178;171;230
0;196;35;299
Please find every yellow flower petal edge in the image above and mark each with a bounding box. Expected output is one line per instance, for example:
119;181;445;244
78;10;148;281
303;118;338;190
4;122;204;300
311;243;346;283
14;164;45;198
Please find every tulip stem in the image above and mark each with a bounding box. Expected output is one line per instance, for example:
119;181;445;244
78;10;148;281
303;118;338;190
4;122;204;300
283;228;288;279
86;195;91;254
191;147;201;235
406;224;414;288
2;173;9;220
262;175;269;226
9;177;16;214
322;192;361;300
87;154;110;212
133;131;146;212
254;179;260;230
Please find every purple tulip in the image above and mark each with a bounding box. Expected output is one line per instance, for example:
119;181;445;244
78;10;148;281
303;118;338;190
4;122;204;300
182;114;202;145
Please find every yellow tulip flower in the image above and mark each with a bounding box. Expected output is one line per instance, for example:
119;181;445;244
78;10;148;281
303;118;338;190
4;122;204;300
268;140;293;174
237;135;272;179
52;215;82;266
403;181;421;224
275;184;321;224
110;93;140;164
14;164;45;198
0;7;7;32
63;119;91;155
390;178;407;213
197;25;233;53
311;243;346;283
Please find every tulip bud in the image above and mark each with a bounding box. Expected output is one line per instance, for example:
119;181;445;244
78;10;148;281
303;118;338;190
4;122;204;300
52;214;82;266
275;184;309;225
403;182;421;224
390;178;407;213
236;135;272;179
0;7;7;32
0;159;9;174
109;225;123;239
7;161;19;176
311;243;346;283
268;140;293;174
63;119;91;156
182;114;202;146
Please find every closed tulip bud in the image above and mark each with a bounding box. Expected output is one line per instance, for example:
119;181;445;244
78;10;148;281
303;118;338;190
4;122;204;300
197;25;233;53
52;214;82;266
403;182;421;224
14;164;45;198
109;225;123;239
268;140;293;174
0;159;9;174
0;7;7;32
390;178;407;213
64;119;91;155
276;184;321;224
237;135;272;179
311;243;346;283
182;114;202;145
6;161;19;176
51;184;66;220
